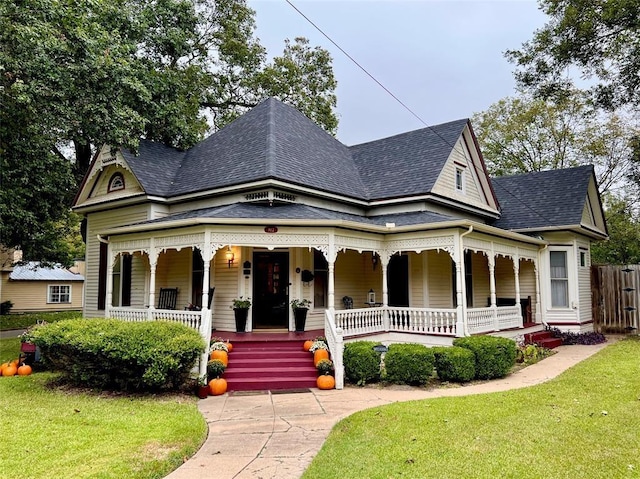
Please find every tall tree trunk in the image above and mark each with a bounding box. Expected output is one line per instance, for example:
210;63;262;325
74;139;93;184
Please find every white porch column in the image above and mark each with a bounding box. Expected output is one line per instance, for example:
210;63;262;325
199;234;213;380
105;244;114;318
380;250;391;331
455;229;471;336
327;236;337;311
148;239;158;321
488;254;497;307
534;260;542;322
513;256;522;325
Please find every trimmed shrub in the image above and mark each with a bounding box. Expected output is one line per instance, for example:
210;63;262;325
28;318;205;391
383;343;435;385
343;341;382;385
453;336;517;380
433;346;476;382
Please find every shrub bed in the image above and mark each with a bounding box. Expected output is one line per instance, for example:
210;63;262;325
26;318;205;391
343;341;382;385
383;343;435;385
432;346;476;382
453;336;516;380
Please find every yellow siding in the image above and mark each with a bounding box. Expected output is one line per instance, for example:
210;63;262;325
155;249;192;310
90;166;143;199
495;256;516;298
577;241;592;323
409;252;424;307
210;247;240;332
431;141;487;210
335;250;383;306
519;259;537;318
470;252;490;307
2;277;83;313
581;202;594;226
426;250;454;307
84;205;150;317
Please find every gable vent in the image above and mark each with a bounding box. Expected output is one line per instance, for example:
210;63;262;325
244;190;296;205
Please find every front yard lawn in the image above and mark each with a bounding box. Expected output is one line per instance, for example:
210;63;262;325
0;311;82;331
304;337;640;479
0;338;206;479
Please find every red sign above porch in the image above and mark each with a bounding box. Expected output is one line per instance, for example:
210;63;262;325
264;226;278;233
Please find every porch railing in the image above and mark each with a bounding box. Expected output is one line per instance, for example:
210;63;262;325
324;310;344;390
335;307;385;335
467;305;522;334
388;307;457;335
109;307;205;334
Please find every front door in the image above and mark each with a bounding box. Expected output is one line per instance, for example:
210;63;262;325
253;251;290;329
388;254;409;306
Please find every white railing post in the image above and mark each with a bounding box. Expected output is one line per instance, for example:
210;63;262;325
334;327;344;390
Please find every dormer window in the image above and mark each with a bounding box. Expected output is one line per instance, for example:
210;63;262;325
108;172;125;192
455;168;464;192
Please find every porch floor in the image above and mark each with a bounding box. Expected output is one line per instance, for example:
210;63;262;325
213;329;324;342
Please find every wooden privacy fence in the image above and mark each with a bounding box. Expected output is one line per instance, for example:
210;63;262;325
591;265;640;333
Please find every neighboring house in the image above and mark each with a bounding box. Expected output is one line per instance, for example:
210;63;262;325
72;97;607;384
1;260;85;313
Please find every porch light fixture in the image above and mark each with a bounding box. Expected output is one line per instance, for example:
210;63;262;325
372;253;378;271
225;247;235;268
368;289;376;304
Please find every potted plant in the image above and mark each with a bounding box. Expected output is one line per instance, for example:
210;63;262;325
309;338;329;365
209;341;229;365
290;298;312;332
196;375;209;399
207;359;228;396
316;358;335;389
231;296;251;333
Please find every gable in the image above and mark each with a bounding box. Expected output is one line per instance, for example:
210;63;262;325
75;145;145;207
431;125;499;215
491;165;607;239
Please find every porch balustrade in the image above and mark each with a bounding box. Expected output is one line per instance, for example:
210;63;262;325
109;307;205;333
334;307;385;335
496;305;522;331
467;305;522;334
324;310;344;390
388;307;457;335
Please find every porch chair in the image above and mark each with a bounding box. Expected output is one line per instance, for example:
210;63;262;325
157;287;178;310
342;296;353;309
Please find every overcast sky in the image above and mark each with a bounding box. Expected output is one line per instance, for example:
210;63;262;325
248;0;548;145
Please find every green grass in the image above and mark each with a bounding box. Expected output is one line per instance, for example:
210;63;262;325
0;311;82;331
0;338;207;479
303;337;640;479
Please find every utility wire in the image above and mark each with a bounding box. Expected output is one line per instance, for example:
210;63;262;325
285;0;565;228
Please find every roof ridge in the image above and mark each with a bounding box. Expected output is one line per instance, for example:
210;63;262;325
266;98;277;176
348;118;469;149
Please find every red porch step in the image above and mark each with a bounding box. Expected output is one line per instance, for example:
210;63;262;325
225;337;318;391
524;330;563;349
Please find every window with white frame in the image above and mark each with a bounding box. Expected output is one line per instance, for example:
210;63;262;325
550;251;569;307
108;172;125;192
48;285;71;303
455;168;464;192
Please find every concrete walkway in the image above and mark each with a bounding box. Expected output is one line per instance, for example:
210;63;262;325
165;340;612;479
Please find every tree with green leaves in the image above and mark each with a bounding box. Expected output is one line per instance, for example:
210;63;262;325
591;194;640;265
506;0;640;110
0;0;337;264
472;92;639;198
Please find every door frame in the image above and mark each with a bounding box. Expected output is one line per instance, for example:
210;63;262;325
252;249;291;330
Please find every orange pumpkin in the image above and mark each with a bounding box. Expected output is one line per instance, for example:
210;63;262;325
209;378;228;396
303;340;313;351
10;358;19;368
17;364;32;376
313;349;329;366
210;350;228;366
225;342;233;353
316;374;335;390
2;364;17;377
0;362;9;373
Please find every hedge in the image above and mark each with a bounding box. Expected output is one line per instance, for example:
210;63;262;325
383;343;435;385
343;341;382;385
26;318;206;391
432;346;476;382
453;335;517;380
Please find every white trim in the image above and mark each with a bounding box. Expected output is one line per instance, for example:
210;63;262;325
47;284;72;304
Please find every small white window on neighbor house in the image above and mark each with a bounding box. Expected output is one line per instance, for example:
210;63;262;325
550;251;569;307
48;285;71;304
455;168;464;192
580;251;587;267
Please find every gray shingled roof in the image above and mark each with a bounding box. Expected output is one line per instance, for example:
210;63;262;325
491;165;595;231
118;98;466;202
350;119;469;199
10;262;84;281
125;203;456;229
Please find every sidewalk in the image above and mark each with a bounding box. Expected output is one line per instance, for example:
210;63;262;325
165;340;611;479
